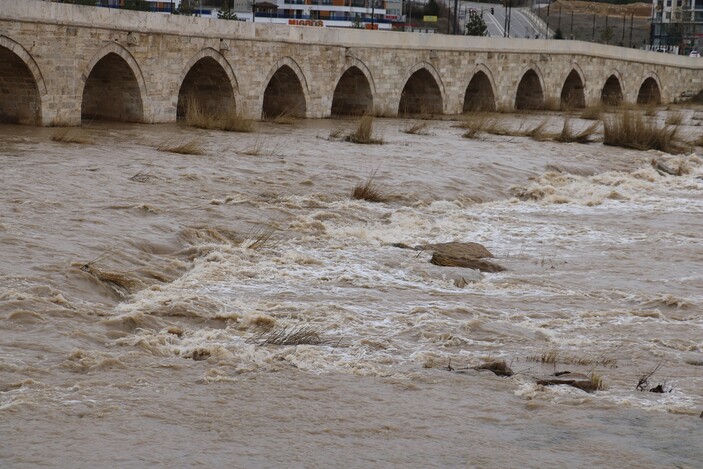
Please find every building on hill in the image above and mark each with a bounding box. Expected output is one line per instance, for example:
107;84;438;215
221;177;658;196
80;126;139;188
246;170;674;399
64;0;393;28
650;0;702;53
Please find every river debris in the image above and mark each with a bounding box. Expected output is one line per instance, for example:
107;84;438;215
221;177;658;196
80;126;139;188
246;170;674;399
247;324;330;346
537;371;605;392
76;262;143;298
651;158;682;176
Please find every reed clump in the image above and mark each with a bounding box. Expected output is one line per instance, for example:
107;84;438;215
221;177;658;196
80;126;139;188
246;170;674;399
238;138;281;157
554;119;599;144
580;104;604;120
603;111;686;154
158;139;204;155
184;98;254;133
346;114;383;144
524;119;553;141
76;262;143;298
242;224;279;250
589;372;607;391
526;351;617;368
328;126;345;139
263;111;296;125
402;120;430;135
665;111;684;126
351;173;389;203
457;113;507;138
50;128;92;144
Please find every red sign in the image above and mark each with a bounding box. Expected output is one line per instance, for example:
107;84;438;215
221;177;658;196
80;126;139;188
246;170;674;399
289;19;324;27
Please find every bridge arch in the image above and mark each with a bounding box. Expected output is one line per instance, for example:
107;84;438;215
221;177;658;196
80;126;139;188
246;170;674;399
601;71;624;106
0;35;46;125
177;48;238;119
462;64;497;112
515;66;545;110
636;73;662;105
560;65;586;109
79;42;147;122
331;59;375;116
398;62;445;116
261;57;309;119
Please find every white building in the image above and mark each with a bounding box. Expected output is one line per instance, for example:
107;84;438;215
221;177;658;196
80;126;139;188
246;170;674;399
651;0;702;52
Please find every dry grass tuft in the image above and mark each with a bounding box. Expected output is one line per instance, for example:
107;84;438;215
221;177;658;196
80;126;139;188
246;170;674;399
402;120;430;135
184;97;254;133
129;169;159;183
589;372;607;391
457;113;507;138
351;172;389;203
554;119;599;144
328;126;345;139
50;128;92;144
158;139;204;155
462;127;481;139
346;114;383;144
526;351;617;368
238;138;282;157
263;111;296;125
665;111;684;126
246;324;328;346
242;224;279;250
580;105;603;121
540;350;558;364
75;257;143;298
240;140;264;156
603;111;688;154
524;119;552;140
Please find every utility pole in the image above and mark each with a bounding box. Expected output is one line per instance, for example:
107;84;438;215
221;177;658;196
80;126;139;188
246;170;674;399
629;13;634;47
570;10;573;39
453;0;459;34
621;13;625;44
504;0;512;37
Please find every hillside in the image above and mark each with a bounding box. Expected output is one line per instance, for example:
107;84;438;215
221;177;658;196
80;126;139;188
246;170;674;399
533;1;653;47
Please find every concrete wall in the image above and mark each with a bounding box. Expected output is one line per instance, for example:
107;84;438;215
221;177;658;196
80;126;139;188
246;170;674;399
0;0;701;125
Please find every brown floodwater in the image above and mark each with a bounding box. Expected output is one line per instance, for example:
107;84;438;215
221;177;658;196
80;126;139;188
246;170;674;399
1;112;702;468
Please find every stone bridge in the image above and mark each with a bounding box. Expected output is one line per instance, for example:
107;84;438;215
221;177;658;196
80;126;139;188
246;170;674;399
1;0;701;126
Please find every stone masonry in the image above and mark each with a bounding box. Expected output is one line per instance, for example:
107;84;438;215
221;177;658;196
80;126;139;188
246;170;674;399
0;0;701;126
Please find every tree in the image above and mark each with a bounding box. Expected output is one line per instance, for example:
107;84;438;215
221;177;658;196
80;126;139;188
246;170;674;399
553;28;564;40
352;13;363;28
174;0;195;15
124;0;151;10
217;4;238;19
599;25;614;44
465;14;487;36
424;0;440;17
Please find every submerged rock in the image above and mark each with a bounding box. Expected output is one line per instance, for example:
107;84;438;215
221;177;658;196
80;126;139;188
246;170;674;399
430;253;505;272
428;242;504;272
474;360;514;377
392;241;505;273
426;242;495;259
